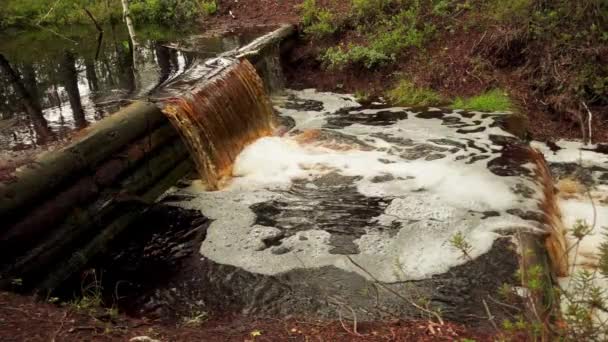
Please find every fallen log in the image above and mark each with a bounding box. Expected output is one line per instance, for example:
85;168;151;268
94;123;177;187
5;140;190;286
0;101;166;224
0;124;177;248
38;158;194;291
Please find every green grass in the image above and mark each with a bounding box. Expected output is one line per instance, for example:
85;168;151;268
451;89;513;112
386;79;443;107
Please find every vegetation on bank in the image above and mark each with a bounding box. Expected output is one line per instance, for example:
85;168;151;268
301;0;607;128
0;0;218;29
452;89;513;112
386;79;444;107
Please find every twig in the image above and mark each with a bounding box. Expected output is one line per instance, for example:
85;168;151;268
482;299;499;332
83;7;104;33
68;326;98;333
337;305;364;337
470;31;488;54
32;24;78;44
345;256;444;325
36;0;62;25
51;311;68;342
582;102;593;145
3;306;31;315
487;294;522;312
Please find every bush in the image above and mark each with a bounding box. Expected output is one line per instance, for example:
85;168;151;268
386;79;443;107
452;89;513;112
300;0;339;38
0;0;123;28
201;0;217;16
322;45;390;69
130;0;202;26
318;0;436;70
351;0;395;22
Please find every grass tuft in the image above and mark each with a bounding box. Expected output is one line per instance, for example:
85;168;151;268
386;79;443;107
451;89;512;112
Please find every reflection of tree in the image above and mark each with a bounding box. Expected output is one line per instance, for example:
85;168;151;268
60;51;87;128
0;53;53;144
153;43;172;91
84;57;99;92
21;63;42;111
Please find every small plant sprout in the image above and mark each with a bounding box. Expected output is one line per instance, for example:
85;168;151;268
449;231;473;261
571;219;593;241
181;309;208;326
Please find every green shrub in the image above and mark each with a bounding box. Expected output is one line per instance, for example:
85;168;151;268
0;0;123;28
452;89;513;112
0;0;205;28
201;0;218;16
130;0;201;26
300;0;339;38
386;79;443;107
351;0;395;22
486;0;534;25
322;45;392;69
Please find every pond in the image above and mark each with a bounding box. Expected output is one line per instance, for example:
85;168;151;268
0;24;258;153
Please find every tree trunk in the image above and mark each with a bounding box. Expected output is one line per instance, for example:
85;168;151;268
0;101;166;223
84;57;99;92
120;0;138;49
60;51;87;128
0;54;52;143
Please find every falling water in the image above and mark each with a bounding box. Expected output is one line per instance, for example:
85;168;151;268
161;59;275;190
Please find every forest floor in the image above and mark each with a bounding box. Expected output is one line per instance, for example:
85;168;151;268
206;0;608;143
0;291;501;341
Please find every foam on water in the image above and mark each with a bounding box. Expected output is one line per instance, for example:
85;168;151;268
168;89;545;282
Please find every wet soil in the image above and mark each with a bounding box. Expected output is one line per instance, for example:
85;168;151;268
0;289;501;341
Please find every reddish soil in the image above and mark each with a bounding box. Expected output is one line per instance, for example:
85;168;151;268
0;291;502;341
201;0;608;143
201;0;301;35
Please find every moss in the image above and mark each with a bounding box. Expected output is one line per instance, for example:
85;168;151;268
451;89;513;112
386;79;443;107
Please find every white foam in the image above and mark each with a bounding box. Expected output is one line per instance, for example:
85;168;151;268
168;89;545;282
532;140;608;165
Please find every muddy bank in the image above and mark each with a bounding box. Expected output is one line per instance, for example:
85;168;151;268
196;0;608;143
0;289;496;342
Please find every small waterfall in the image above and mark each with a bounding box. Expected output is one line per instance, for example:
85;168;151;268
161;59;275;190
529;148;569;276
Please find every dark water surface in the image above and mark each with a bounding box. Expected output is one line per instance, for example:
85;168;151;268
0;24;257;152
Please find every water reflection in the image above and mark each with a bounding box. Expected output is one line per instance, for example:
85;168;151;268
0;24;256;151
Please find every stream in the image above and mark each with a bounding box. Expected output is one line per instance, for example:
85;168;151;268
83;89;553;325
3;25;608;330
